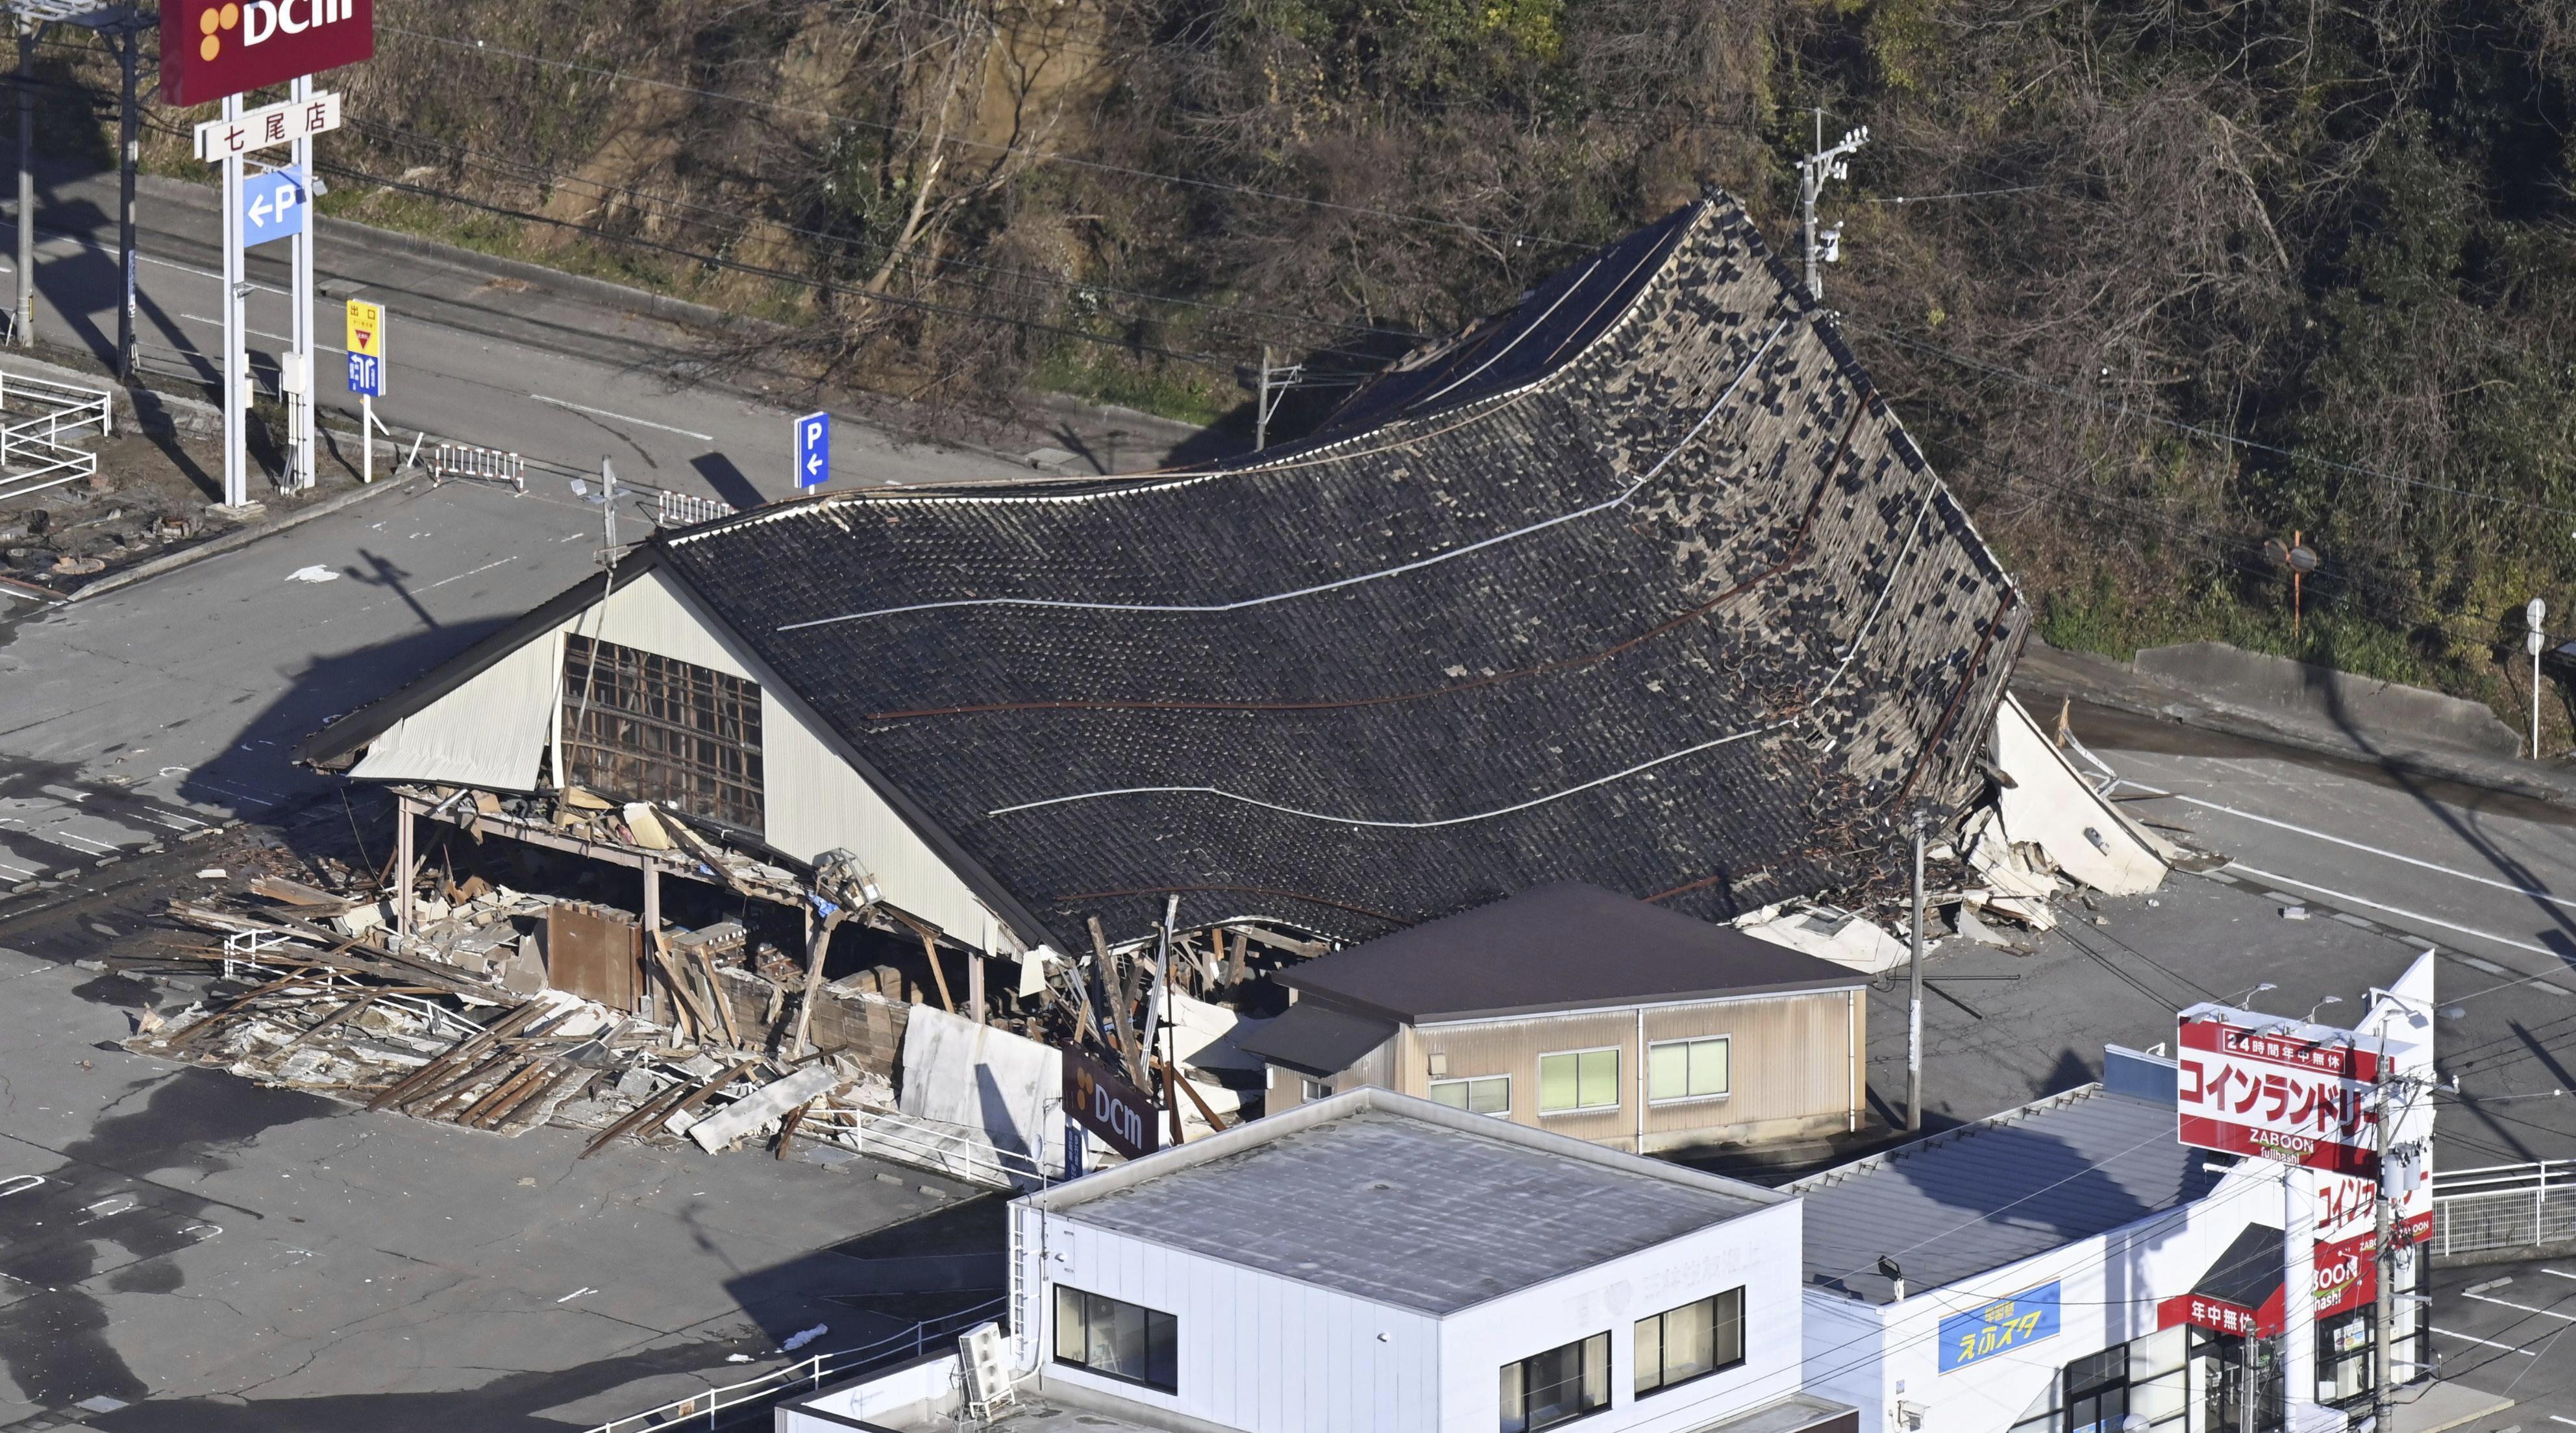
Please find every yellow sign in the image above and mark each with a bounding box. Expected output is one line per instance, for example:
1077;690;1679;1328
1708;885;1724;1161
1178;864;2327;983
345;299;384;360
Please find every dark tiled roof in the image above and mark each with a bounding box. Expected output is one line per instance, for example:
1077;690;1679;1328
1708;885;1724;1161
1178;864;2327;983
639;193;2021;945
1232;1003;1400;1077
1278;881;1864;1022
1791;1085;2220;1304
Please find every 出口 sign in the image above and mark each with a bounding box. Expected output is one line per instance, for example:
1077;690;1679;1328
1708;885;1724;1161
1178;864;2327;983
2177;1009;2382;1174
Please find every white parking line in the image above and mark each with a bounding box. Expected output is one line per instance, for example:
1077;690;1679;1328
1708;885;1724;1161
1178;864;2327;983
2546;1269;2576;1282
2468;1291;2576;1322
529;393;713;441
2433;1327;2542;1355
2221;863;2560;960
2146;787;2576;912
2548;1417;2576;1428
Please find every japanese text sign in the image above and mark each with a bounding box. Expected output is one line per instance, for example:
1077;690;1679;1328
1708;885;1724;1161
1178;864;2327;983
2159;1292;2268;1338
2177;1010;2381;1174
345;299;384;360
1939;1282;2061;1372
193;92;343;164
165;0;375;107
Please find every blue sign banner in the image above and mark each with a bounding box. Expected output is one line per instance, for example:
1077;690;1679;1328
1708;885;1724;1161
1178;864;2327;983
1938;1281;2061;1372
346;352;383;397
243;165;307;248
795;410;831;491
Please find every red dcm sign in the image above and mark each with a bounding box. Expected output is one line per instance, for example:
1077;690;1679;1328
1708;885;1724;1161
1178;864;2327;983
163;0;375;106
2177;1013;2383;1175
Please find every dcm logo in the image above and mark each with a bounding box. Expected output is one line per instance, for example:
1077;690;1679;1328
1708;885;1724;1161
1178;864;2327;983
192;0;363;63
163;0;373;106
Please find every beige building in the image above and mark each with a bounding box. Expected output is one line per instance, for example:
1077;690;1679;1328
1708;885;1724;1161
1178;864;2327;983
1239;883;1868;1155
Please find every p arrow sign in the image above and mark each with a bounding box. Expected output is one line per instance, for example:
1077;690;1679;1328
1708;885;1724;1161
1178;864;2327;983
242;166;307;248
795;411;831;492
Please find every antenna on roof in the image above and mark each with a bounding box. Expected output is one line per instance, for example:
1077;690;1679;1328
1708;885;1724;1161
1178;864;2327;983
1799;110;1870;304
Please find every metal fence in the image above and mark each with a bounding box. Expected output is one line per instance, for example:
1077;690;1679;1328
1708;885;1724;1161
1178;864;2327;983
427;443;526;492
584;1295;1007;1433
0;368;112;504
655;490;735;528
2430;1160;2576;1260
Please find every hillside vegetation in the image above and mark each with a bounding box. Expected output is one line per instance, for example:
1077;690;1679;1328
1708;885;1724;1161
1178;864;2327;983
46;0;2576;728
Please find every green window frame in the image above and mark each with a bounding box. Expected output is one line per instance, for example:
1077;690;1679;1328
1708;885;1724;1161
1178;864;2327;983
1537;1048;1620;1114
1431;1075;1512;1116
1648;1036;1731;1103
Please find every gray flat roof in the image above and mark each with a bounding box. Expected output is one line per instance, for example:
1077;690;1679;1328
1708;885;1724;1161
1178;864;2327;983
1044;1093;1773;1315
1792;1078;2218;1304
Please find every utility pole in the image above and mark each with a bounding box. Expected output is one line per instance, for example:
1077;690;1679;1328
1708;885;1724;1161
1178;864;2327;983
1246;346;1300;452
112;12;136;382
2370;1053;2395;1433
1906;810;1926;1132
2529;597;2548;761
219;90;249;511
11;15;31;349
1798;110;1868;303
288;74;316;491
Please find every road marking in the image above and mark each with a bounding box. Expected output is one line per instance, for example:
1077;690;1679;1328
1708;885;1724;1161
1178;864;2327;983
2547;1269;2576;1282
2141;787;2576;913
528;393;713;441
2549;1417;2576;1428
2220;863;2561;961
420;556;517;592
180;314;346;357
2434;1327;2541;1355
2468;1292;2576;1323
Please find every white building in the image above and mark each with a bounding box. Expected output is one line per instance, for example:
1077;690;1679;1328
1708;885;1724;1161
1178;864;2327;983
1792;1046;2425;1433
782;1086;1857;1433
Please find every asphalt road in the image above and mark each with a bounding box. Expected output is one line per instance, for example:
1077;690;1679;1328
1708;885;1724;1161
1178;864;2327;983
2423;1257;2576;1430
6;162;1203;502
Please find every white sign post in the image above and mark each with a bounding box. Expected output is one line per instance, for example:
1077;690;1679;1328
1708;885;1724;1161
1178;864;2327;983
195;90;340;513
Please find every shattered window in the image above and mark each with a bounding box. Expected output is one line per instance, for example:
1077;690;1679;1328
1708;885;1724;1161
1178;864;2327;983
561;634;763;829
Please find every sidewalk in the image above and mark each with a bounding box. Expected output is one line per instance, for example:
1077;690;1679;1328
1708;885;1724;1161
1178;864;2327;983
2011;638;2576;807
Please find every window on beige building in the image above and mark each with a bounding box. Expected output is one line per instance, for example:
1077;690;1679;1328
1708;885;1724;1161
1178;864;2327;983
1537;1048;1619;1114
1431;1075;1511;1116
1648;1036;1731;1103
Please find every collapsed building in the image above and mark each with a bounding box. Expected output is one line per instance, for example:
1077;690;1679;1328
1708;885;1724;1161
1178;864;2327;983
262;191;2158;1172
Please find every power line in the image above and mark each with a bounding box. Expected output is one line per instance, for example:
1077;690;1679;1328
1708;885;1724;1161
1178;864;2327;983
1864;184;2048;204
332;116;1407;365
1852;319;2576;523
374;21;1587;251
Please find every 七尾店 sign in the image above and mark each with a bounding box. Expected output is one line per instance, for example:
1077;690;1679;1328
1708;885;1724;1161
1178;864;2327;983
1063;1047;1158;1162
164;0;377;107
1938;1282;2061;1372
193;92;343;164
2177;1010;2382;1174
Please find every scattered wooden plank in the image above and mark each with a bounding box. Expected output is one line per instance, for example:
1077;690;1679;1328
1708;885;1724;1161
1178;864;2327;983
250;876;361;914
687;1062;839;1153
367;999;547;1110
271;993;381;1057
1167;1061;1232;1134
655;1059;764;1141
773;1102;810;1159
157;970;326;1052
580;1077;692;1160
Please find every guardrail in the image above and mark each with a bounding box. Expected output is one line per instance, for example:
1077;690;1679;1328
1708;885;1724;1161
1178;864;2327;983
2430;1160;2576;1260
585;1295;1008;1433
0;369;112;504
797;1107;1056;1191
427;443;526;492
655;490;735;528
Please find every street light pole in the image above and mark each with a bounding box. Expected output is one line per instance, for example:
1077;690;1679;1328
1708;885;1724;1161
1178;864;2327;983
1906;810;1926;1132
12;16;32;349
114;14;136;382
2529;598;2548;761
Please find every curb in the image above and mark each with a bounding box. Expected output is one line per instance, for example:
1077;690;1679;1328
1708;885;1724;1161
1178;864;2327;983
2015;669;2576;809
68;459;423;604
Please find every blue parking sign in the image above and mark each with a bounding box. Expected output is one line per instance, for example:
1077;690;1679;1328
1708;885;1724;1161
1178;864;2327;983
243;166;307;249
795;411;830;491
347;352;383;397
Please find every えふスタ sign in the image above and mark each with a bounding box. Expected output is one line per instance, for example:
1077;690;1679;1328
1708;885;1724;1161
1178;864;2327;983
164;0;375;107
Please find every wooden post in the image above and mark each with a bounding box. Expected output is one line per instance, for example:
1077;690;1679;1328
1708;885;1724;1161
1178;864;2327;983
969;951;986;1025
641;864;660;1025
1224;929;1248;987
921;931;957;1015
794;910;842;1058
395;801;415;946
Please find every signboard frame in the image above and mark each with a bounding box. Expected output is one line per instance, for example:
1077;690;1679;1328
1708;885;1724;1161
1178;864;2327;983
795;410;831;491
1938;1281;2061;1372
2177;1009;2383;1175
1063;1047;1158;1162
242;164;306;248
164;0;377;106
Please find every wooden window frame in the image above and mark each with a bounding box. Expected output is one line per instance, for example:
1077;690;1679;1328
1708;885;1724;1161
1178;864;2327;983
561;633;764;831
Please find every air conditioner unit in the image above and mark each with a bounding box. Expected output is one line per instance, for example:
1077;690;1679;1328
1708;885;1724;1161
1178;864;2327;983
959;1321;1017;1421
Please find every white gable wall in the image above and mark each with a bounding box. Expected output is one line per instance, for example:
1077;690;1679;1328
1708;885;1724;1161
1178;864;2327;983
1439;1195;1807;1433
350;567;1017;950
1801;1166;2276;1433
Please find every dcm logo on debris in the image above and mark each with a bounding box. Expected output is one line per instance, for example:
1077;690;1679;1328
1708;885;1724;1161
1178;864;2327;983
162;0;374;106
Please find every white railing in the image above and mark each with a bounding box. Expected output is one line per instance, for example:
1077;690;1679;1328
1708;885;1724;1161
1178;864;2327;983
656;490;735;528
585;1295;1008;1433
427;442;526;492
0;369;112;503
802;1108;1055;1190
2431;1160;2576;1258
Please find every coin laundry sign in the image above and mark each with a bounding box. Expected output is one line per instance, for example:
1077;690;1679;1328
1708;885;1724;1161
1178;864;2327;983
2176;1008;2383;1174
164;0;376;106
